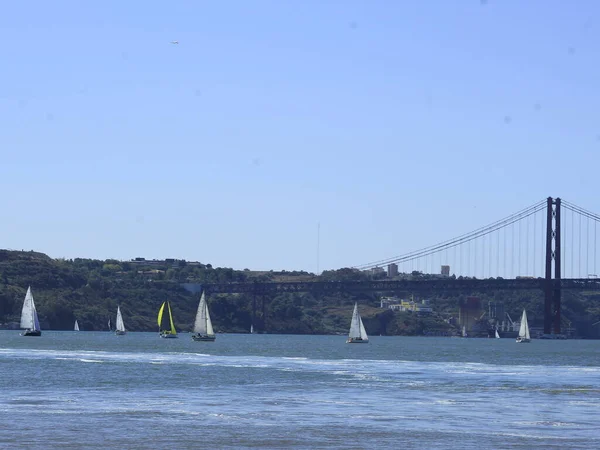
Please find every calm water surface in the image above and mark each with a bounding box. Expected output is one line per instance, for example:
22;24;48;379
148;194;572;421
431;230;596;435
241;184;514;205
0;331;599;449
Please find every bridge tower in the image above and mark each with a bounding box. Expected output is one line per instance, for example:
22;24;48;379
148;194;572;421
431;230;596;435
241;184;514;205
544;197;561;334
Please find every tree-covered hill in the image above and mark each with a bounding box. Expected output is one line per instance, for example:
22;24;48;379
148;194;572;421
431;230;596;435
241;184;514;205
1;250;599;337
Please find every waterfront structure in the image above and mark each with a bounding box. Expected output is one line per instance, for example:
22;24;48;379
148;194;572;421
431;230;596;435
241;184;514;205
459;296;482;332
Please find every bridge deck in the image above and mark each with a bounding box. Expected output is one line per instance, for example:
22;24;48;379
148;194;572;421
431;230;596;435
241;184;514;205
203;278;600;295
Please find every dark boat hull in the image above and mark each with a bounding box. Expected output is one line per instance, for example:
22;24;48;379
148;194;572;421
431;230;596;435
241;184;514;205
22;329;41;337
160;331;178;338
192;334;216;342
346;337;368;344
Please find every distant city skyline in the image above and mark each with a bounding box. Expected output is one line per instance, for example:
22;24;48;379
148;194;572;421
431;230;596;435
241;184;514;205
2;1;600;271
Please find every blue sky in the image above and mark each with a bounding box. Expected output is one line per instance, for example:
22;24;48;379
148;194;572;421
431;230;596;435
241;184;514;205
1;0;600;272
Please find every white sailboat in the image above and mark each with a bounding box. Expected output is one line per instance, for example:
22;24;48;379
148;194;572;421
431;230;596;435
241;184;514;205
462;326;468;338
516;309;531;343
250;324;254;334
115;306;126;335
495;328;500;339
192;291;215;342
74;320;80;331
20;286;41;336
347;302;368;343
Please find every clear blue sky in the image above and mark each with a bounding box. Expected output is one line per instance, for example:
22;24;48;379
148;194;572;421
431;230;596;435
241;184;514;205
1;0;600;272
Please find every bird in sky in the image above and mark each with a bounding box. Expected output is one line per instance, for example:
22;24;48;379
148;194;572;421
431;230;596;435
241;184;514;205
170;41;179;44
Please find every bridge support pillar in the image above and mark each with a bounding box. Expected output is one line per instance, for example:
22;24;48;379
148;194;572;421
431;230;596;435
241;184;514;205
262;296;266;331
252;294;256;332
553;198;561;334
544;197;562;335
544;198;553;334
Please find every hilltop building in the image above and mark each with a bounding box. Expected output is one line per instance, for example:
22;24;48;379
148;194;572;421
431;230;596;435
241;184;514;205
387;263;399;278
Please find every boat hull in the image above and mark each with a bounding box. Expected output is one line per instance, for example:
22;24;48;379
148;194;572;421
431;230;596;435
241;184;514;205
192;334;216;342
21;329;41;337
160;332;178;339
346;337;368;344
516;337;531;343
115;330;126;336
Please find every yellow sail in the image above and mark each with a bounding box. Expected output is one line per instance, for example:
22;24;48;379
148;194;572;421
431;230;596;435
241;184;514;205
167;301;177;335
157;302;166;329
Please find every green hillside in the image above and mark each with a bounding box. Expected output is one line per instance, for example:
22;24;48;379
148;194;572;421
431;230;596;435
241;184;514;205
1;250;599;337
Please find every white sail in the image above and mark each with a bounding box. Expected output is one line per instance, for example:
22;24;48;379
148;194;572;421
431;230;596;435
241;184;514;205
74;320;80;331
116;306;126;332
348;302;367;340
358;314;368;340
20;287;40;331
518;309;530;340
250;324;254;334
495;329;500;339
193;292;214;336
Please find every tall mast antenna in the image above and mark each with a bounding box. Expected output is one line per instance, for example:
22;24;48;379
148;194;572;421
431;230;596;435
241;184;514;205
317;222;320;275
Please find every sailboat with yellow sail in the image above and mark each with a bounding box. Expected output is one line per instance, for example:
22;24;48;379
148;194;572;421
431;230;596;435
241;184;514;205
158;301;178;338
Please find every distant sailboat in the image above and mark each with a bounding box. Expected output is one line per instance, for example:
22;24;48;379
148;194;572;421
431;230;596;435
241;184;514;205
495;328;500;339
108;317;113;332
115;306;126;335
516;309;531;343
250;324;254;334
20;286;41;336
192;291;216;342
74;320;80;331
462;326;468;338
347;302;369;343
158;301;178;338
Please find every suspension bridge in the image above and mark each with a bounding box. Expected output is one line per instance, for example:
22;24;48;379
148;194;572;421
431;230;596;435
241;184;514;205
204;197;600;335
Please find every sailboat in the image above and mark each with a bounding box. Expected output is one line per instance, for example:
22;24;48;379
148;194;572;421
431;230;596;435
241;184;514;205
516;309;531;343
346;302;369;343
158;301;178;338
250;324;254;334
495;328;500;339
115;305;126;335
462;326;468;338
192;291;216;342
74;320;80;331
108;317;113;332
20;286;41;336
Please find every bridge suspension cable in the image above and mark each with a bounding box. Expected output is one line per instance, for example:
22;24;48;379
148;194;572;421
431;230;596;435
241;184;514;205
353;198;600;280
561;200;600;278
353;199;547;272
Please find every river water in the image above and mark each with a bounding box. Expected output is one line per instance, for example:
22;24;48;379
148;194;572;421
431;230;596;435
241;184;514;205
0;331;598;449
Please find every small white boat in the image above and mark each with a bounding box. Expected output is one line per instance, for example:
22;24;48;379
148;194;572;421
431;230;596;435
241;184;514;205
346;302;369;344
516;309;531;343
158;301;178;338
20;287;41;337
74;320;80;331
115;305;126;335
495;328;500;339
191;291;216;342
